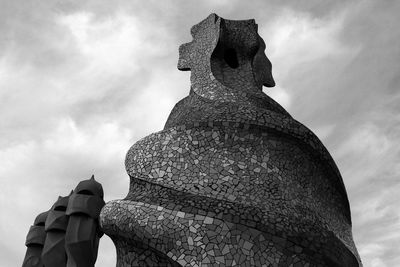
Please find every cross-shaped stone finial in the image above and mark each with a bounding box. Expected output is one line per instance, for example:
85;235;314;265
178;14;275;101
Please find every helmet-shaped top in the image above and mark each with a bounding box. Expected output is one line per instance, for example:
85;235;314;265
51;194;70;211
25;211;49;247
73;175;104;198
45;194;70;231
33;211;49;226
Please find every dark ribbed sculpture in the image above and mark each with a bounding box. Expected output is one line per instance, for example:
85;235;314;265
100;13;361;266
42;194;70;267
65;176;105;267
22;211;49;267
22;176;105;267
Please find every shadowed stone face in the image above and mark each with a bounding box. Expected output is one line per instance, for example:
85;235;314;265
65;175;105;267
22;176;105;267
100;13;362;267
42;195;70;267
23;211;49;267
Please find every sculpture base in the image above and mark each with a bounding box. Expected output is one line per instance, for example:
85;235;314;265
100;199;360;267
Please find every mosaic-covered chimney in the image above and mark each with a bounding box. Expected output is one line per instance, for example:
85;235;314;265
100;13;362;266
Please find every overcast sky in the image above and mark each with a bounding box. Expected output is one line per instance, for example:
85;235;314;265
1;1;399;266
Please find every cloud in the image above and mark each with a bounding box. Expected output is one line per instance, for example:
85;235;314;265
359;244;387;267
0;117;133;264
265;85;292;111
0;3;186;264
265;8;355;73
57;11;174;74
332;122;400;267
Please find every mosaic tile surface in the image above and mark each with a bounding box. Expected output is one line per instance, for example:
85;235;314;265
100;13;362;266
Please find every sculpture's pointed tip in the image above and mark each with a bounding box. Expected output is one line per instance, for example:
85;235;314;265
210;13;218;20
91;175;95;180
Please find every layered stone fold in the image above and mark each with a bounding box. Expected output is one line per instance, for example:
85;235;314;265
100;14;361;267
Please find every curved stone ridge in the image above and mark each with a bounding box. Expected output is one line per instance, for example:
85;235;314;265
100;13;362;266
23;211;49;267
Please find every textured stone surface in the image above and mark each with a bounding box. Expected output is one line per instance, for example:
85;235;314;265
65;176;105;267
100;13;361;266
23;211;49;267
42;195;70;267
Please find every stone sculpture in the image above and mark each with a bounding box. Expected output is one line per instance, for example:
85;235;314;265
65;175;105;267
42;194;70;267
23;13;362;267
23;176;105;267
22;211;49;267
100;13;362;266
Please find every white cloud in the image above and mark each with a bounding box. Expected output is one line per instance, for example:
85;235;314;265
312;124;336;141
0;117;132;263
359;244;387;267
335;124;390;158
58;12;141;74
331;121;400;266
265;8;356;70
58;11;174;73
97;236;117;267
259;8;361;126
265;85;291;111
334;123;393;186
0;9;183;264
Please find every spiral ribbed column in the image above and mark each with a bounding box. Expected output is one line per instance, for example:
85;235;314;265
100;13;361;267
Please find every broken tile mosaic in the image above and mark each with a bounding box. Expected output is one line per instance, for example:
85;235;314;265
100;13;362;267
